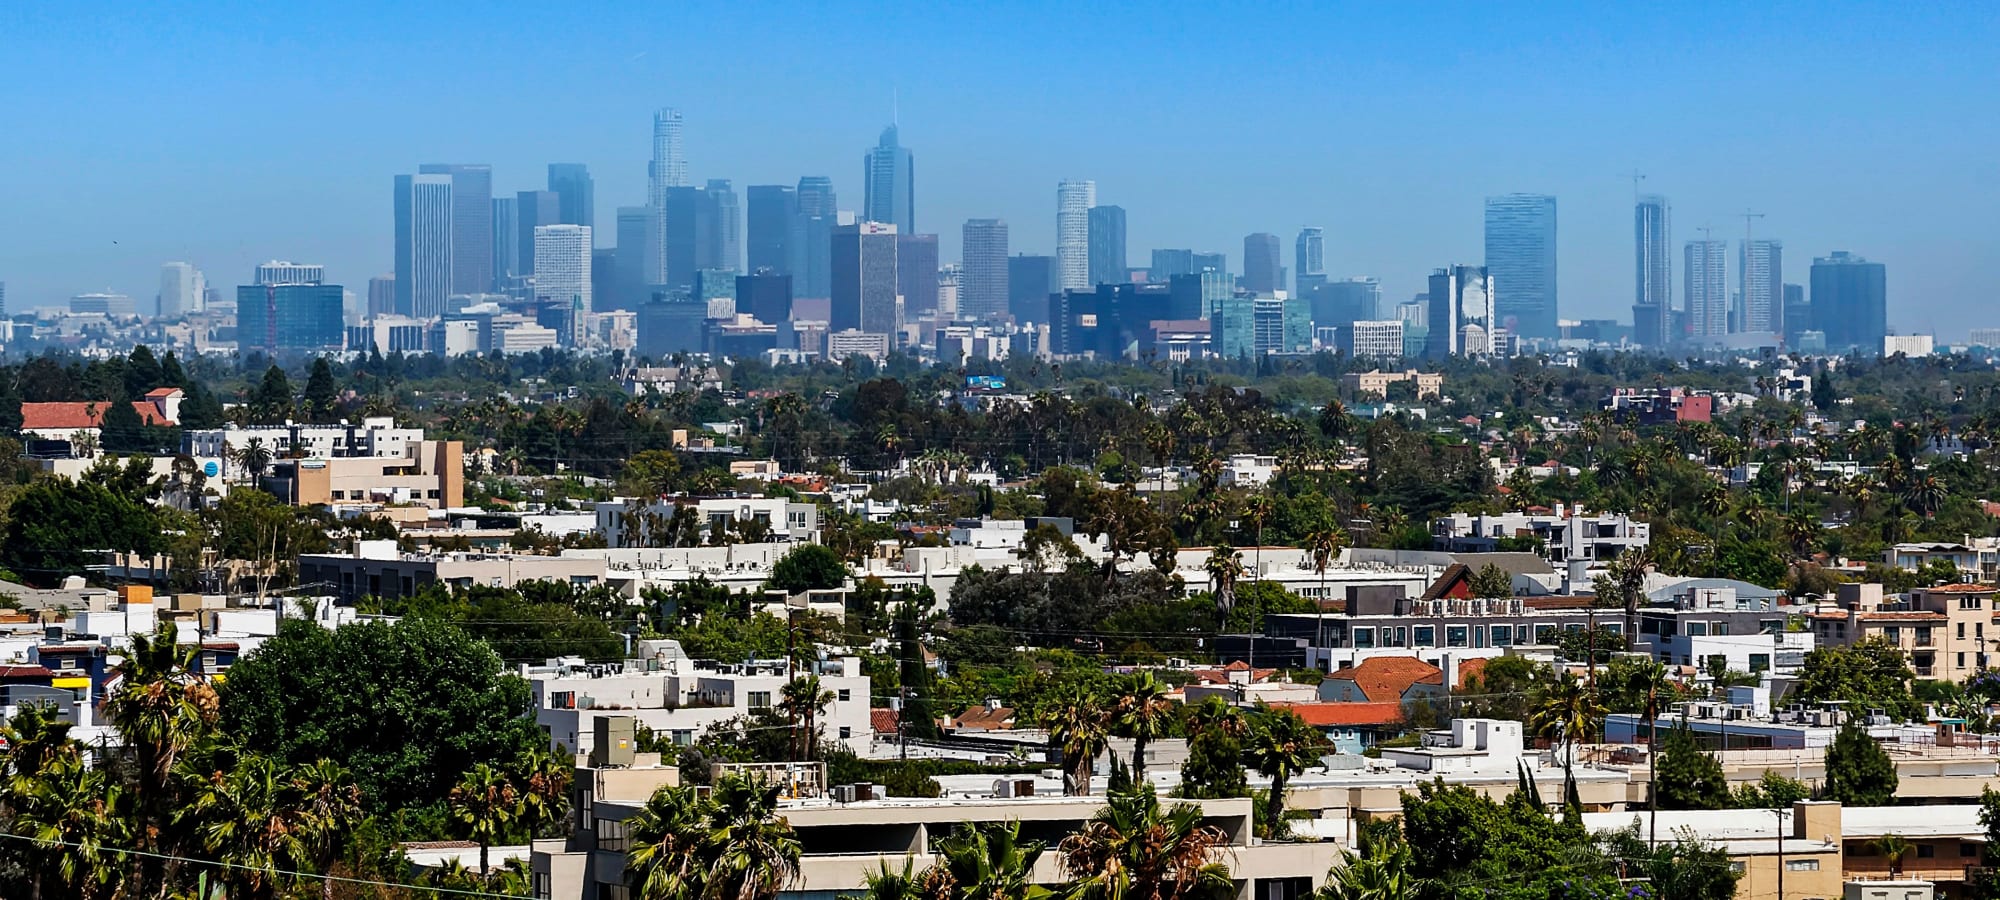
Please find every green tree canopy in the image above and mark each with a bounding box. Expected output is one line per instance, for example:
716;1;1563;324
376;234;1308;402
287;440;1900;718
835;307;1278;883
767;543;850;594
1654;721;1729;810
0;475;161;584
1822;720;1899;807
1794;638;1918;720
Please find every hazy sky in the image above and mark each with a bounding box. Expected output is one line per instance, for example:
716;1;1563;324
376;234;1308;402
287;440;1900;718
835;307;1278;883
2;2;1995;335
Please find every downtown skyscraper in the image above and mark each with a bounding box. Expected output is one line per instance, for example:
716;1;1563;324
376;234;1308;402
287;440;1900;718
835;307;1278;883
1684;239;1729;339
547;163;594;231
393;173;453;319
961;219;1009;322
648;108;688;285
1241;233;1282;295
533;224;593;314
795;176;837;299
746;185;797;276
516;190;561;278
418;163;493;295
1634;195;1672;347
863;125;914;232
1811;251;1888;353
1056;180;1095;291
1295;228;1325;296
1482;193;1557;339
1087;205;1126;286
1741;239;1782;335
831;222;898;336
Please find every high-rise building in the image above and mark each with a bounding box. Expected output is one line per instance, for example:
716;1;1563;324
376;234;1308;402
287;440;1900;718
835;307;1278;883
516;190;561;279
1007;254;1057;324
831;222;898;337
648;109;688;286
367;275;396;319
961;219;1010;322
1343;320;1405;358
1634;195;1671;347
1483;194;1558;339
547;163;595;231
1151;249;1195;280
1306;277;1381;330
863;125;914;233
159;262;204;317
533;225;592;316
1684;240;1728;339
1192;252;1227;276
0;282;6;318
1241;233;1282;295
615;206;654;312
1740;239;1782;335
1425;265;1493;359
738;271;792;324
592;249;618;314
663;186;701;291
238;282;344;351
1088;205;1127;286
394;174;454;319
1166;272;1230;321
1056;180;1095;290
794;177;837;299
255;261;324;285
746;185;798;276
1782;283;1810;348
897;234;939;316
1295;228;1326;296
706;179;741;274
1811;251;1888;353
491;196;519;281
417;163;493;295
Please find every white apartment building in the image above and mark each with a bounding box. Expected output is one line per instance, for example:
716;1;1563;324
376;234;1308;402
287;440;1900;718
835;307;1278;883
1432;506;1650;563
1347;320;1406;358
183;417;425;478
1218;453;1279;488
593;497;821;548
529;655;872;756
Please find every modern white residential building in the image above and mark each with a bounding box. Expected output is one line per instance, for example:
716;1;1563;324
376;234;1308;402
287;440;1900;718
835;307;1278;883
182;417;427;477
592;497;822;548
1431;507;1651;563
532;224;592;314
529;655;872;756
1055;180;1095;291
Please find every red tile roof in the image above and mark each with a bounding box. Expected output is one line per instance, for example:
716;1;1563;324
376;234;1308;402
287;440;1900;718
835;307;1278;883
142;388;183;399
20;400;175;431
1323;657;1443;703
0;665;52;679
947;706;1016;731
870;708;900;734
1454;657;1488;689
1270;701;1406;727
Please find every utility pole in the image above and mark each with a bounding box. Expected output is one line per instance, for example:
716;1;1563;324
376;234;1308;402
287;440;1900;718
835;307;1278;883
1773;807;1786;900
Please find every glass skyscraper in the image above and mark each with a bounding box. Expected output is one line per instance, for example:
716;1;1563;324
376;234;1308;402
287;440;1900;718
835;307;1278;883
238;283;344;351
1811;251;1887;353
1241;232;1282;295
1741;239;1782;335
863;126;914;232
746;185;797;276
418;163;493;296
1684;240;1728;339
1634;195;1671;347
1482;193;1557;339
1295;227;1325;296
516;190;560;279
547;163;594;231
393;173;453;319
831;222;898;336
1087;205;1126;286
1056;180;1095;291
794;177;837;298
961;219;1010;322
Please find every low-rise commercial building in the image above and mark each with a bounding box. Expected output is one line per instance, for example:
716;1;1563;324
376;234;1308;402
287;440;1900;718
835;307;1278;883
298;542;609;603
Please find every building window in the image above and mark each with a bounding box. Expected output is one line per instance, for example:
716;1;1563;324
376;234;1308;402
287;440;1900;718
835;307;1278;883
595;818;629;852
1785;860;1818;872
1885;626;1901;643
1535;624;1557;644
748;691;773;709
839;726;852;739
1962;843;1980;858
1492;625;1514;646
1353;627;1376;649
1446;626;1468;648
838;689;851;702
1917;844;1935;859
533;872;551;899
551;691;575;710
1963;597;1984;610
1728;861;1746;874
1960;623;1967;639
1393;626;1408;647
673;730;693;746
1749;654;1770;672
1413;626;1436;647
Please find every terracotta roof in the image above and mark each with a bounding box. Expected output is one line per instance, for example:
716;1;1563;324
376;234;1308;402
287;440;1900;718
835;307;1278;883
201;642;239;651
142;387;182;399
1269;701;1405;727
1455;657;1488;689
20;400;176;431
1323;657;1443;703
1925;583;1997;593
948;705;1016;731
0;665;52;679
870;708;900;734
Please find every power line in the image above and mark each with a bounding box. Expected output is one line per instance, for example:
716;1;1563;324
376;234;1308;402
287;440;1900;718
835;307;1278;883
0;830;526;899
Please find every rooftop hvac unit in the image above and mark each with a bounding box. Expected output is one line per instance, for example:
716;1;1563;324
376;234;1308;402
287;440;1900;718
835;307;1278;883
590;716;636;769
832;784;857;803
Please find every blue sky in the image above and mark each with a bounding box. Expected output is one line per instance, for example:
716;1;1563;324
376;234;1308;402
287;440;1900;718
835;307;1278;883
1;2;1995;335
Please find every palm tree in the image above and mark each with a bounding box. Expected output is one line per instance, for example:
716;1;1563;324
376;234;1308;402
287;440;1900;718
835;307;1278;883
626;783;714;900
1044;684;1111;796
103;621;217;896
933;820;1049;900
290;758;362;900
1320;823;1413;900
1870;833;1914;877
780;674;836;761
1527;671;1606;805
514;748;573;838
858;858;924;900
182;752;310;900
449;762;521;877
1242;706;1326;840
1906;474;1948;518
235;436;273;482
1305;527;1348;665
1058;784;1232;900
1623;660;1673;846
704;775;803;900
1111;671;1175;780
1203;545;1246;625
11;754;129;900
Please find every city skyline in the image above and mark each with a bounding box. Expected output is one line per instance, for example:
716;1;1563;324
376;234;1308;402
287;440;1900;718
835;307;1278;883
1;4;1992;336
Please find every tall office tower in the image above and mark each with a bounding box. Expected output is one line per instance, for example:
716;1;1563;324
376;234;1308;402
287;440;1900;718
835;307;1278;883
1684;240;1729;339
1241;233;1282;294
547;163;594;230
516;190;561;278
1151;249;1196;280
1634;194;1671;347
1088;205;1127;286
1307;277;1382;330
897;233;939;315
394;174;453;318
1811;251;1888;353
0;282;6;317
648;108;688;285
830;222;898;336
1295;228;1326;295
960;219;1010;322
1056;180;1095;290
254;261;323;286
1007;255;1058;323
1166;272;1228;321
1782;283;1810;348
1483;193;1558;339
533;225;593;315
159;262;203;317
663;186;702;291
491;196;520;281
863;125;914;232
746;185;798;275
794;176;838;298
1191;252;1228;278
1424;265;1492;359
237;282;344;351
705;179;741;273
614;207;654;311
592;249;618;313
1740;239;1782;335
738;271;793;324
367;275;396;318
417;164;492;295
